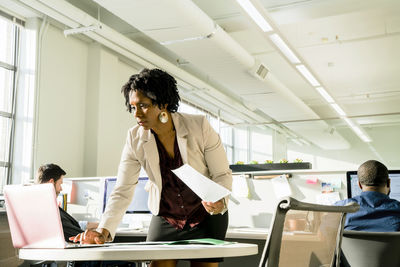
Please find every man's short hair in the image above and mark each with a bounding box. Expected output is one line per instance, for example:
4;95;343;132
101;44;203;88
36;163;66;184
358;160;388;186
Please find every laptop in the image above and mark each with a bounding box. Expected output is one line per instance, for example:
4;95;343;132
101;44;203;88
4;183;110;249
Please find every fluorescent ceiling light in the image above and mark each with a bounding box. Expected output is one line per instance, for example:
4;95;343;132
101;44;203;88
352;126;363;136
236;0;273;32
343;117;355;128
343;117;372;142
316;87;334;103
291;138;303;146
360;133;372;143
352;126;372;142
330;103;346;116
64;25;102;36
300;138;311;146
269;34;300;64
296;65;320;86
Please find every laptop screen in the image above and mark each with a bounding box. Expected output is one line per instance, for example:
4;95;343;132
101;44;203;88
346;170;400;201
4;184;66;248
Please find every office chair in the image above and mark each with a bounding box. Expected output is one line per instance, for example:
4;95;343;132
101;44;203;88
259;197;359;267
341;230;400;267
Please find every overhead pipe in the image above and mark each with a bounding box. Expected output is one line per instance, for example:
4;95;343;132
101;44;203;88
93;0;323;120
18;0;265;125
20;0;333;144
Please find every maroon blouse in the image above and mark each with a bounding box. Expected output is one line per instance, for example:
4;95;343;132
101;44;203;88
153;132;208;229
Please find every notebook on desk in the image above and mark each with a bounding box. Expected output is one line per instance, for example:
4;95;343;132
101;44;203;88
4;183;110;249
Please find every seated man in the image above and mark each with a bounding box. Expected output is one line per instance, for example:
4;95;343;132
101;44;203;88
36;163;98;241
335;160;400;231
37;164;134;267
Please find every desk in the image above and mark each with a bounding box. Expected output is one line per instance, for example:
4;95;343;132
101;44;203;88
116;227;269;240
19;243;258;262
113;228;267;267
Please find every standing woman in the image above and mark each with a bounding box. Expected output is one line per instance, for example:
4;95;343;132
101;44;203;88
72;68;232;267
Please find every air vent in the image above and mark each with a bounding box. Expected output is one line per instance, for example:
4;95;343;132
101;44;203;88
256;64;268;79
250;61;269;81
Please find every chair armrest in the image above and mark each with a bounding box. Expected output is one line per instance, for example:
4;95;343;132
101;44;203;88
278;197;360;213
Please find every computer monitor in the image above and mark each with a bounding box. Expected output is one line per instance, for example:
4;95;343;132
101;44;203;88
346;170;400;201
102;177;150;214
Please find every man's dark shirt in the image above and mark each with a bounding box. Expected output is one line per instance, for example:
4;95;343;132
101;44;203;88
58;209;132;267
59;207;82;241
335;191;400;232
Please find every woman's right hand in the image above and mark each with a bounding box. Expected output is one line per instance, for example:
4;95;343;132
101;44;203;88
69;228;109;244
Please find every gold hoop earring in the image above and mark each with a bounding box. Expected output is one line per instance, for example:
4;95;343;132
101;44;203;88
159;111;168;123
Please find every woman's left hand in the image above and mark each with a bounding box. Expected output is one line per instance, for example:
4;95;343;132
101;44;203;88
202;199;224;215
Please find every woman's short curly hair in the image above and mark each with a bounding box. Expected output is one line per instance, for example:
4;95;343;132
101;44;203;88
121;68;180;113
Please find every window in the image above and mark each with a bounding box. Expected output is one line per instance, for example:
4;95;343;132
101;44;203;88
178;101;274;165
220;121;233;163
0;12;34;190
178;101;206;116
233;127;248;163
0;14;19;191
250;128;272;162
12;21;36;186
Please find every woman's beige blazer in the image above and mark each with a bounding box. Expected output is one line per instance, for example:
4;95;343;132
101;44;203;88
98;112;232;238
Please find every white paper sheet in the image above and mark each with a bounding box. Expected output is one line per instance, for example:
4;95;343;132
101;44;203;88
232;174;249;198
172;164;231;202
271;175;292;198
315;192;341;205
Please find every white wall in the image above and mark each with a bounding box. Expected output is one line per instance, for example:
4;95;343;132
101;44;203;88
95;52;137;175
35;25;137;177
35;25;88;177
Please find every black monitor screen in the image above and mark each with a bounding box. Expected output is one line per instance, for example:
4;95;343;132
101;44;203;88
103;177;150;214
347;170;400;201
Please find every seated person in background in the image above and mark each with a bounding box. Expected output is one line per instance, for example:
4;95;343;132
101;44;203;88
335;160;400;231
36;163;98;241
37;164;133;267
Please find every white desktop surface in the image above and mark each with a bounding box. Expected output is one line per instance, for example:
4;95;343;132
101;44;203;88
116;227;269;240
226;228;269;240
19;243;258;261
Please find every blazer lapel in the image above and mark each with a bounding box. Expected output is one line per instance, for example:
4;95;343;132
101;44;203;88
172;113;189;164
141;129;162;186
